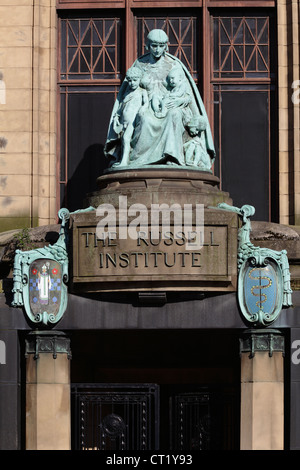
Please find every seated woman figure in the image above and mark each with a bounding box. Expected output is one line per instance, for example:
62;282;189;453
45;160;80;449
104;29;215;169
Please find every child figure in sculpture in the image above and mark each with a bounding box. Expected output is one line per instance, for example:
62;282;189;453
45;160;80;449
112;67;149;166
184;116;212;170
152;66;191;119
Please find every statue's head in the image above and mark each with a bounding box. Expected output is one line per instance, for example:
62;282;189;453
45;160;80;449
125;66;143;89
166;66;185;87
186;116;207;135
146;29;169;58
126;66;143;80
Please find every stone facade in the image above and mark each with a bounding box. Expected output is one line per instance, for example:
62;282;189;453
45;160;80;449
277;0;300;224
0;0;57;233
0;1;299;231
1;0;300;452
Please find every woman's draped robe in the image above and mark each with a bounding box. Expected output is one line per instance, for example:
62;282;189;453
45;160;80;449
104;53;215;168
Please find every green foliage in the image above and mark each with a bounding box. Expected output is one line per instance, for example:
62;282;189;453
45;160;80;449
13;228;35;251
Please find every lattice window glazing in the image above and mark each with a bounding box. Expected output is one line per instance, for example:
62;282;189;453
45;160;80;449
60;17;122;80
213;16;270;79
137;15;198;80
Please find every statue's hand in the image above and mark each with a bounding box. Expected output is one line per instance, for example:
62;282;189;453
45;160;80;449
151;96;162;113
165;98;183;109
113;115;123;134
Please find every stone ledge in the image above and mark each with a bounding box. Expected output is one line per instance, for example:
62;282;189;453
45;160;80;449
0;224;60;264
251;221;300;259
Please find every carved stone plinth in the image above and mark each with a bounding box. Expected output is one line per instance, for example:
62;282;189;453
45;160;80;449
71;169;238;293
85;168;232;209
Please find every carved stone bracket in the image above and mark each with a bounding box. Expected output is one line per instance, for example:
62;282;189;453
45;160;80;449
25;331;72;360
239;329;285;358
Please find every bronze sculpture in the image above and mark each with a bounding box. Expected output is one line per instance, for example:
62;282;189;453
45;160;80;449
105;29;215;171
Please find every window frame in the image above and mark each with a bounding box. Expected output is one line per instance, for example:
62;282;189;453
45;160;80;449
56;0;277;220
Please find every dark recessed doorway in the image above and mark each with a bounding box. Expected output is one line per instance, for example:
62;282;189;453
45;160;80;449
70;329;240;450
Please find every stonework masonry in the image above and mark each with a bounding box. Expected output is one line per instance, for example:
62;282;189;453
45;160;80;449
277;0;300;225
0;0;57;233
0;1;300;231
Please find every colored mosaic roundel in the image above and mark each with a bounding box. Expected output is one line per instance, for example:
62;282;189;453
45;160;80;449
29;259;62;316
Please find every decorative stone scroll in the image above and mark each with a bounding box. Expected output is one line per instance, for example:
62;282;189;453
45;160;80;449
12;209;70;326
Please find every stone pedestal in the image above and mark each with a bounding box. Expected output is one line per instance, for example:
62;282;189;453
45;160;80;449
25;331;71;450
240;330;285;450
72;168;238;294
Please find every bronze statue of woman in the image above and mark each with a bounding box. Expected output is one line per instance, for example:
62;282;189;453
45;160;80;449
104;29;215;171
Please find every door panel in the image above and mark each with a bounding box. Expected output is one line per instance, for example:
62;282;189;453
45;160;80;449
170;392;211;450
72;384;159;450
71;383;239;450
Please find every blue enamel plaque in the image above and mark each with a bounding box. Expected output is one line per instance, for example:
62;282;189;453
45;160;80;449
239;258;283;325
